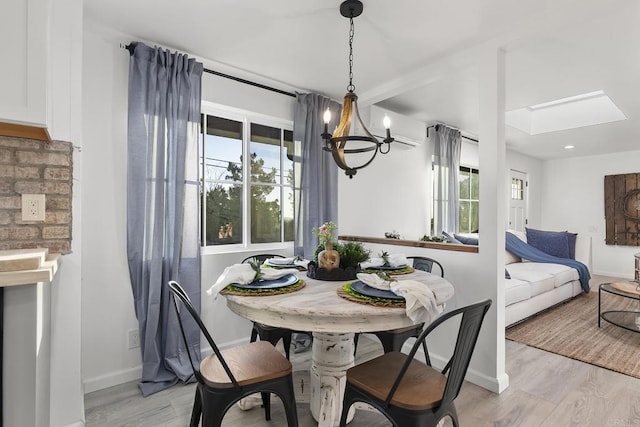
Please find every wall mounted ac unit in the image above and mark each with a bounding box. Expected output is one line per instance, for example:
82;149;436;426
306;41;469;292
353;105;425;149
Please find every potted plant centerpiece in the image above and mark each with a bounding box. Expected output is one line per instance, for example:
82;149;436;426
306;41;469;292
308;222;369;280
314;222;340;270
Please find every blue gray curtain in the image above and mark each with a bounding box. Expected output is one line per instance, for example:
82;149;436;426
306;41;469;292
126;42;203;396
433;124;462;234
293;93;341;259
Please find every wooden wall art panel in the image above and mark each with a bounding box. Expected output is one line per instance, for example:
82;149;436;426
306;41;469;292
605;173;640;246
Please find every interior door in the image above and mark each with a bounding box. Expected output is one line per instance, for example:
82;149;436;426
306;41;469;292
509;170;528;232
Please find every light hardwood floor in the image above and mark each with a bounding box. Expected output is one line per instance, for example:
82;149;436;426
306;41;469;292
85;276;640;427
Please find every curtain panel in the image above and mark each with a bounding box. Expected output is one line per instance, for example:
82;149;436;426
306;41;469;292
433;124;462;235
293;93;341;260
127;42;203;396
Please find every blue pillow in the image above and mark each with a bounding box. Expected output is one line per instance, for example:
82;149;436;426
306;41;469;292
442;230;462;244
525;227;570;259
567;232;577;260
454;233;479;245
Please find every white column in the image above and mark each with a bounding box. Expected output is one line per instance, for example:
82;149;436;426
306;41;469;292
310;332;355;427
476;43;509;392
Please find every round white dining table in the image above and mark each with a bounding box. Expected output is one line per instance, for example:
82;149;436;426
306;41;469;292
223;269;454;427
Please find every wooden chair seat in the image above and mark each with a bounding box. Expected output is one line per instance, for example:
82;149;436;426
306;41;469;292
168;281;298;426
340;299;492;427
201;341;292;388
346;352;446;411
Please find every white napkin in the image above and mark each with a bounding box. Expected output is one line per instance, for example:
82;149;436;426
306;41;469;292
360;254;408;269
360;258;384;269
266;257;296;265
387;254;408;268
294;259;310;269
356;273;439;323
206;264;299;297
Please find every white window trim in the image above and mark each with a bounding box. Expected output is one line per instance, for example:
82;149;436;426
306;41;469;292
200;102;294;254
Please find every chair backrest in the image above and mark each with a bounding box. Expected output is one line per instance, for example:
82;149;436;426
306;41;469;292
168;280;241;389
241;254;284;264
384;299;492;408
407;256;445;277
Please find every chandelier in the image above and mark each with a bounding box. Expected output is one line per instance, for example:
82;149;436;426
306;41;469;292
321;0;394;179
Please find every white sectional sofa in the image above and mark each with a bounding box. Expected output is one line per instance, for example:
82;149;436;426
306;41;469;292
504;231;592;327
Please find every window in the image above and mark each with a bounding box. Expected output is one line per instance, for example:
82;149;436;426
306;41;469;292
511;177;524;200
199;105;295;248
458;166;479;233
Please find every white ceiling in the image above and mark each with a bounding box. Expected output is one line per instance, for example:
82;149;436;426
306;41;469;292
84;0;640;160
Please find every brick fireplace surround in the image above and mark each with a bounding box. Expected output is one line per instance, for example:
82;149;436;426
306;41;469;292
0;136;73;253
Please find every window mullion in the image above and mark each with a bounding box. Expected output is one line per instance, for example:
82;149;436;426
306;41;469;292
243;118;251;247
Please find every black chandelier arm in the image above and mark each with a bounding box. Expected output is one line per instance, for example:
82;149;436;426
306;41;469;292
379;141;392;154
327;138;381;178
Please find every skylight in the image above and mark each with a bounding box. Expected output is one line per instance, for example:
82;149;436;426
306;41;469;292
505;90;627;135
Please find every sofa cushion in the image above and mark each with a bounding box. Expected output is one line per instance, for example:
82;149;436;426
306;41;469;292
505;278;531;306
567;232;577;259
442;230;462;244
505;250;520;265
525;227;571;259
505;230;524;265
511;262;578;287
505;263;556;296
454;233;478;245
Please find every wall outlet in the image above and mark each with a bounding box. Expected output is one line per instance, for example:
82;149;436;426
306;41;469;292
128;329;140;349
21;194;46;221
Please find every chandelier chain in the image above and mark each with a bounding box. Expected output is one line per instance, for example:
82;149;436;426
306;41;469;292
347;16;355;92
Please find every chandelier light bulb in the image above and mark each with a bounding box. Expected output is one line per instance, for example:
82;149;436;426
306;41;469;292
383;115;391;129
323;109;332;124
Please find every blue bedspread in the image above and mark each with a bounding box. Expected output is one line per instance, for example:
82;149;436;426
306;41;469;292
505;232;591;292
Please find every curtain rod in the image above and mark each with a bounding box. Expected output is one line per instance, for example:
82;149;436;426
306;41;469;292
426;124;479;143
121;43;297;98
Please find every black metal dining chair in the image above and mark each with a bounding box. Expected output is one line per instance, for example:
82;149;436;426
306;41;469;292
354;255;445;358
241;254;294;359
168;280;298;427
340;299;492;427
407;255;444;277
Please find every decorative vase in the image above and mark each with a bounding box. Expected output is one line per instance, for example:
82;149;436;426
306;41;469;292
318;242;340;271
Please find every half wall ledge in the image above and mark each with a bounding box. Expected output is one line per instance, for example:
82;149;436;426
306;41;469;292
338;235;479;253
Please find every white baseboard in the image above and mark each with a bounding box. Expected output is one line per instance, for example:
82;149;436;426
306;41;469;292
61;421;85;427
82;338;245;394
83;366;143;394
593;270;634;280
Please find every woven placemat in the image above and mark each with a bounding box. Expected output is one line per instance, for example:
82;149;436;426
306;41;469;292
610;281;640;296
221;280;305;296
362;266;415;275
337;283;405;308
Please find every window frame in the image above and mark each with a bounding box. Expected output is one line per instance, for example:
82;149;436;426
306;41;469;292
458;165;479;234
200;101;295;254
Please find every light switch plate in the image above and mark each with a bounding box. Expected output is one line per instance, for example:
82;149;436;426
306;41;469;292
21;194;46;221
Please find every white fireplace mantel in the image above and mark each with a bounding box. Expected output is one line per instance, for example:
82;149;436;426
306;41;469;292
0;252;61;427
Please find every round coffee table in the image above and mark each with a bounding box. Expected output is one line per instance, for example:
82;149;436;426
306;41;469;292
598;282;640;333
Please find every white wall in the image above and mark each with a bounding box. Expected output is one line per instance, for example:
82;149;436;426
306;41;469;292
338;134;544;240
338;141;431;240
540;150;640;278
81;22;297;392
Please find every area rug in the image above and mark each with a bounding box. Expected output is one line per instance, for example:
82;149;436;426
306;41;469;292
506;291;640;379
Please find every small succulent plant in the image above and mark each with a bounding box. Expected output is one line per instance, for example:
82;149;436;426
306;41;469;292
248;258;263;281
379;251;390;265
